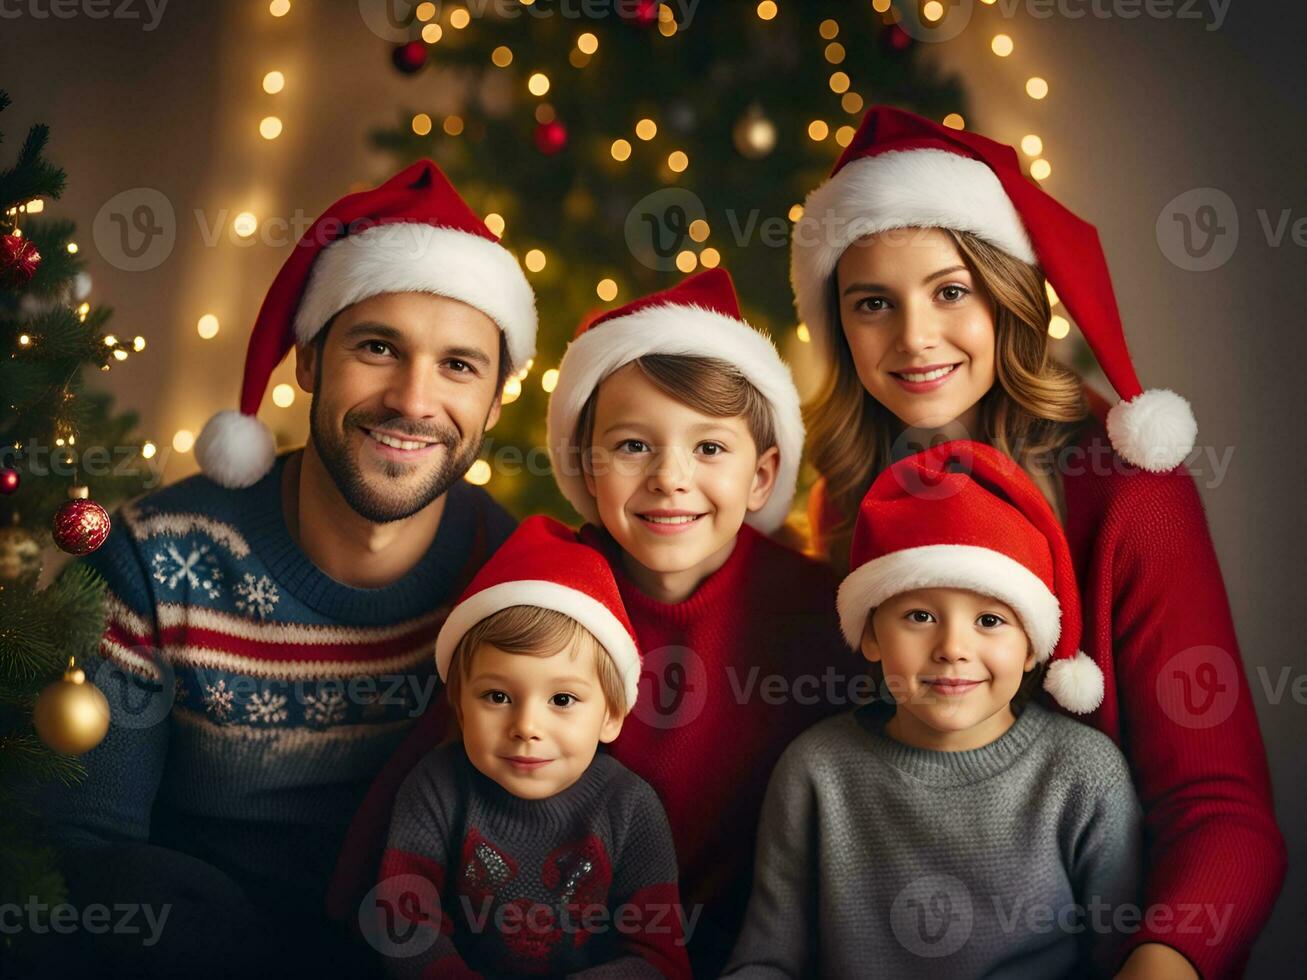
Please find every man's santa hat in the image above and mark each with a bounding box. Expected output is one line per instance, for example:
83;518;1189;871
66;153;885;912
435;515;642;711
195;160;537;489
791;105;1196;473
546;267;803;535
837;440;1105;714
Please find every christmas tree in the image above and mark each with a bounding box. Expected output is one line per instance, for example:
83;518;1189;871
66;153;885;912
371;1;965;521
0;91;150;913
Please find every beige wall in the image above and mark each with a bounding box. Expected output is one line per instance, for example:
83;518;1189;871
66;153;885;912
3;1;1301;970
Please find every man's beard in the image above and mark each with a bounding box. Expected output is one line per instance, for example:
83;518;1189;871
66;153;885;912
309;400;487;524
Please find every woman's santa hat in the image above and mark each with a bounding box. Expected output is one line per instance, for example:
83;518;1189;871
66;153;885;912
195;160;537;489
837;440;1105;714
435;515;642;711
791;105;1197;473
546;267;803;535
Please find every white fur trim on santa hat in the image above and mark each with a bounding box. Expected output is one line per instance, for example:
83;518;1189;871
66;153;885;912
1105;388;1197;473
434;580;641;711
293;222;537;372
546;302;804;535
1043;649;1105;714
195;410;278;489
791;149;1036;350
837;544;1061;660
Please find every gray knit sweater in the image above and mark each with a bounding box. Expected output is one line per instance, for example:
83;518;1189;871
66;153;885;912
722;701;1142;980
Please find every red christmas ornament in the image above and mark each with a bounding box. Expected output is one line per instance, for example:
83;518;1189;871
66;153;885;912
392;40;428;75
0;468;18;494
882;23;914;53
52;485;111;556
1;233;41;290
534;119;568;156
623;0;658;28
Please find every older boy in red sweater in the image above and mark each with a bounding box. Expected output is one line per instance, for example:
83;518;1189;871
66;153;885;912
545;268;856;975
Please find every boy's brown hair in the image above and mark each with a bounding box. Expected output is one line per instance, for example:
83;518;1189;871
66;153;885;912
444;605;628;730
574;354;777;467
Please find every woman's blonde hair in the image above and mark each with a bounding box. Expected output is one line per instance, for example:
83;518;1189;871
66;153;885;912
441;605;627;743
805;229;1089;571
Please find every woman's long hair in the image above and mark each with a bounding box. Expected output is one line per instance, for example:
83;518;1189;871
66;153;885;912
804;229;1090;572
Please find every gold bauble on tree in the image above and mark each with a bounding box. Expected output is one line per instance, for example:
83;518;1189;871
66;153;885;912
33;658;111;755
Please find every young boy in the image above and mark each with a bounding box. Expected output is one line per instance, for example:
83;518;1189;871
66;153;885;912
724;441;1143;979
545;267;857;974
373;515;691;979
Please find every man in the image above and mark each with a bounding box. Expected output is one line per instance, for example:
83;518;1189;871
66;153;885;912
36;161;536;978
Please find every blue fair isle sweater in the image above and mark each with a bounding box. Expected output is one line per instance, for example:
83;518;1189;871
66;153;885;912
41;450;515;911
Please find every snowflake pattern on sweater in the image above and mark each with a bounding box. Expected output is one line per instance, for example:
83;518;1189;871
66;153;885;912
39;451;516;906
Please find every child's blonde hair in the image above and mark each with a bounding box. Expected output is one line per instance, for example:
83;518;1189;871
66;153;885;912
575;353;777;467
444;605;628;728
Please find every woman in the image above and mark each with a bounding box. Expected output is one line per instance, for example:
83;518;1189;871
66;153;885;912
792;106;1284;979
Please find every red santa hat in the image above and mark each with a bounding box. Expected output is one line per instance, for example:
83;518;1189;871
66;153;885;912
792;105;1197;474
837;440;1104;715
546;267;803;535
435;515;642;711
195;160;537;489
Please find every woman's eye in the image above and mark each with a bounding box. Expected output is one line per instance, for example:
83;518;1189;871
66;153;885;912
907;610;935;624
617;439;649;453
977;614;1006;629
855;296;889;313
939;285;970;303
551;694;576;708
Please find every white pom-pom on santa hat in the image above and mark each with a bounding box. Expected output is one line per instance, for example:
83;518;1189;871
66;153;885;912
1106;388;1197;473
1043;650;1106;715
195;410;278;489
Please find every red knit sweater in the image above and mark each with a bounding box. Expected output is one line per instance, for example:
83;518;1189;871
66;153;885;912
807;408;1286;980
578;523;856;977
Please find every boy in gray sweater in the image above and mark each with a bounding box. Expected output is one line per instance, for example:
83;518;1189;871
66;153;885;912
724;442;1141;979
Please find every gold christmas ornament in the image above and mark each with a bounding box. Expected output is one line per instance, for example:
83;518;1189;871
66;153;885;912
34;658;111;755
0;515;42;586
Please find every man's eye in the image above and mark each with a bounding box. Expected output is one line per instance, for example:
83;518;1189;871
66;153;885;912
361;341;392;357
446;359;473;374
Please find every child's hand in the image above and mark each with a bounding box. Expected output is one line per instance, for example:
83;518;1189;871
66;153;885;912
1113;942;1200;980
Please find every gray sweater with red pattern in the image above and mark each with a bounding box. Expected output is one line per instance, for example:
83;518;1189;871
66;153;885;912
376;741;692;979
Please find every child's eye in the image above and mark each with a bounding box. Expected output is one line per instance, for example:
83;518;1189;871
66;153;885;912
938;284;971;303
697;442;726;456
481;690;511;705
977;613;1007;629
551;693;577;708
906;610;935;624
616;439;650;453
